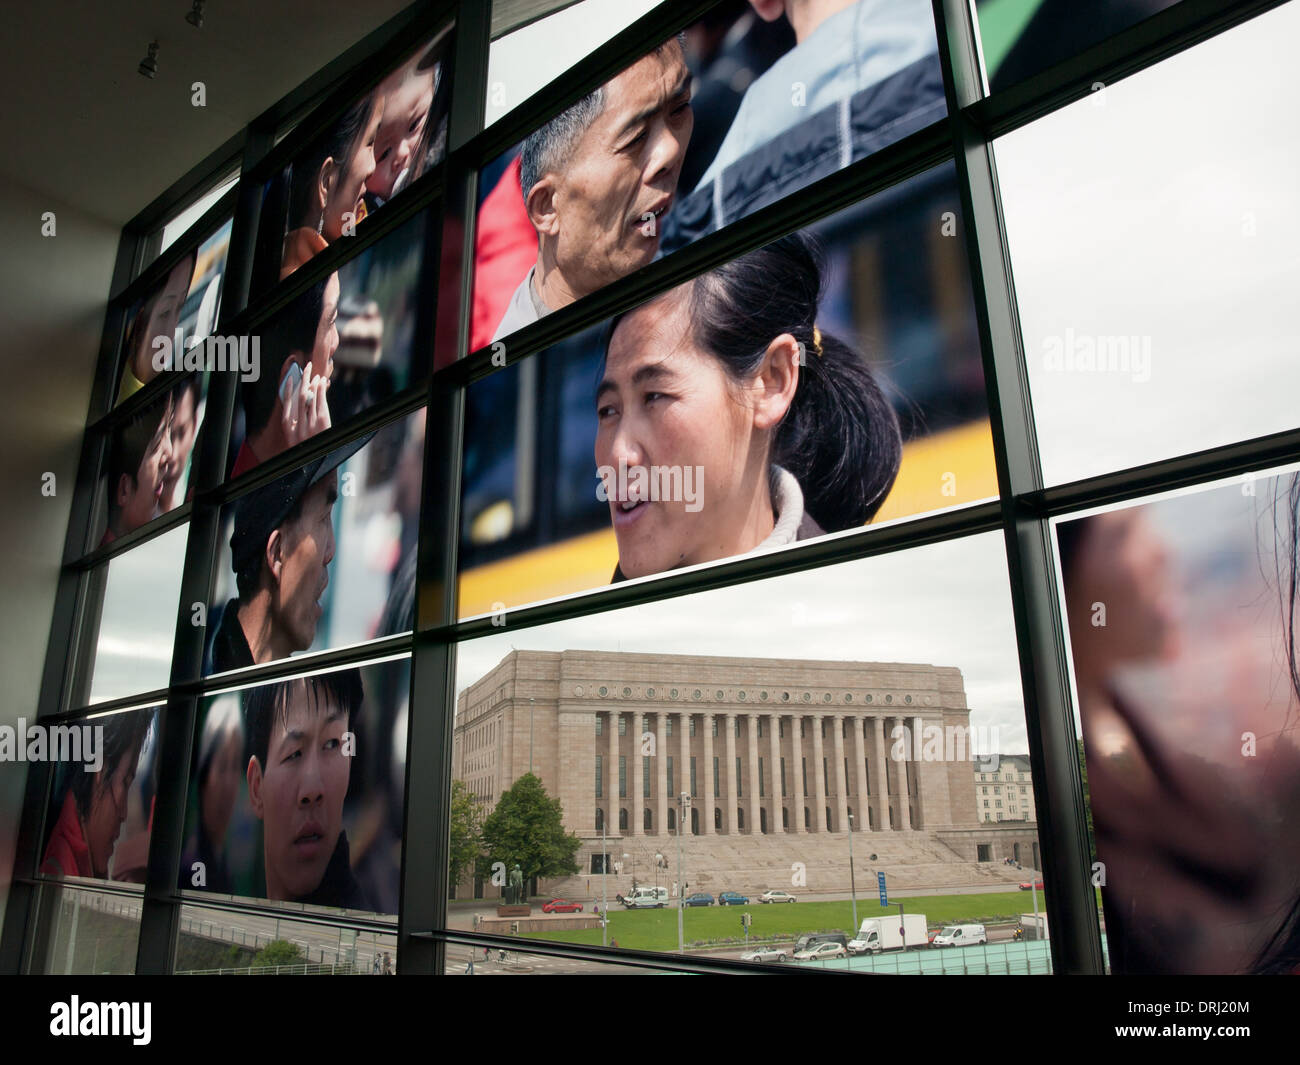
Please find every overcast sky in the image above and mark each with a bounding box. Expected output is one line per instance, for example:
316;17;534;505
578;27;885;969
456;530;1031;754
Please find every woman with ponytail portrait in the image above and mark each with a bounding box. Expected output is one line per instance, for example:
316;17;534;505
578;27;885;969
595;231;901;581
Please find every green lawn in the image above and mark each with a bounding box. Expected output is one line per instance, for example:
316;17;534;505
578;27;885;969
520;891;1056;952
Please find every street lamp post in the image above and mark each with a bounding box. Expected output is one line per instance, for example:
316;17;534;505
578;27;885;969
601;817;609;947
677;792;690;955
847;810;858;933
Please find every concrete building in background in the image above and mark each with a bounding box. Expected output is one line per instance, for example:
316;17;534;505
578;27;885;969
453;649;1038;898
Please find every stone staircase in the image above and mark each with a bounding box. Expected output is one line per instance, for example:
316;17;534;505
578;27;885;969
545;831;1029;901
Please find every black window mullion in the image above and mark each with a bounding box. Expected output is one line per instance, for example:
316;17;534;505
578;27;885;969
932;0;1103;975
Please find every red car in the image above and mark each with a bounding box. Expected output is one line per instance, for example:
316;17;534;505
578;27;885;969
542;898;583;913
1018;880;1045;891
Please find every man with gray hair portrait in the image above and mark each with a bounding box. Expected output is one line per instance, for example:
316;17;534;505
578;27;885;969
492;35;693;340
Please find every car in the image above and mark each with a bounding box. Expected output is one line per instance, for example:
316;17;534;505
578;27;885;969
758;890;797;904
718;892;749;906
740;946;787;963
1018;879;1045;891
541;898;583;913
684;893;714;907
792;941;847;961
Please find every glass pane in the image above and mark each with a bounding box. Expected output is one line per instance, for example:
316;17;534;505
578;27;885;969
261;29;452;286
158;173;239;256
1057;465;1300;974
36;886;142;975
206;412;422;676
460;166;993;616
115;219;233;408
484;0;663;127
174;903;396;973
996;2;1300;486
229;210;427;481
450;532;1046;971
975;0;1184;94
86;527;187;704
38;706;161;884
472;0;944;350
179;657;409;915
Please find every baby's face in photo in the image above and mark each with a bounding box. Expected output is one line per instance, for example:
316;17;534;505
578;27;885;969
368;72;435;201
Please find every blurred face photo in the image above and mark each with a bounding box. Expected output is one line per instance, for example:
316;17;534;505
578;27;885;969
135;257;193;378
86;753;138;877
202;726;243;844
538;45;693;298
247;680;351;900
271;471;338;652
162;385;198;506
307;272;341;380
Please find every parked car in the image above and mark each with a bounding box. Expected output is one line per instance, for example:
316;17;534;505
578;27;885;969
541;898;582;913
1018;879;1045;891
758;890;797;904
684;893;714;907
793;932;849;956
740;946;787;963
718;892;749;906
793;941;847;962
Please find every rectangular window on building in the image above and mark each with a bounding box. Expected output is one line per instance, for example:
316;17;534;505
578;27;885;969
757;718;764;738
595;755;602;798
779;719;784;738
619;755;626;798
690;757;697;797
618;715;626;736
734;718;741;737
759;757;765;797
667;756;674;796
711;718;718;737
823;757;829;793
736;756;742;798
643;756;651;797
666;717;673;737
689;717;696;737
844;759;850;794
801;758;807;794
781;758;787;797
713;756;720;798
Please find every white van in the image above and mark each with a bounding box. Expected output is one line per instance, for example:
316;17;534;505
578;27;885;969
623;886;669;908
931;923;987;947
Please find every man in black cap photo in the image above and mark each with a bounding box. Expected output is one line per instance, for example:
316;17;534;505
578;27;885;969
206;435;367;674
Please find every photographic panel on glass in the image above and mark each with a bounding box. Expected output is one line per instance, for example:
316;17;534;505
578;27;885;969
450;532;1045;970
92;374;206;551
261;29;452;288
471;0;945;352
174;904;397;973
81;524;188;706
35;885;143;975
114;219;233;408
35;705;161;888
996;0;1300;487
459;164;993;617
1056;465;1300;975
206;411;423;677
228;209;429;482
179;656;410;917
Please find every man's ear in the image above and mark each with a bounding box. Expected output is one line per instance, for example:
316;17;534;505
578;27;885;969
750;332;800;430
265;527;285;586
525;175;560;238
247;756;265;819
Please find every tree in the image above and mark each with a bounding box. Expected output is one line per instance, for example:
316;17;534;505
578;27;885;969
481;772;582;895
448;778;485;895
252;939;305;968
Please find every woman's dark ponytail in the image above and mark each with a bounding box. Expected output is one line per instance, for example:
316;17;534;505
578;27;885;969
687;231;902;532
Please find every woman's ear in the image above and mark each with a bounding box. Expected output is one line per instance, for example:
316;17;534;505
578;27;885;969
114;472;136;510
316;157;338;213
247;756;265;819
750;333;801;430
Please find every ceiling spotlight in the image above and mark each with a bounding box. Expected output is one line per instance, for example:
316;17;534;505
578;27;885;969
186;0;206;29
138;40;160;79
